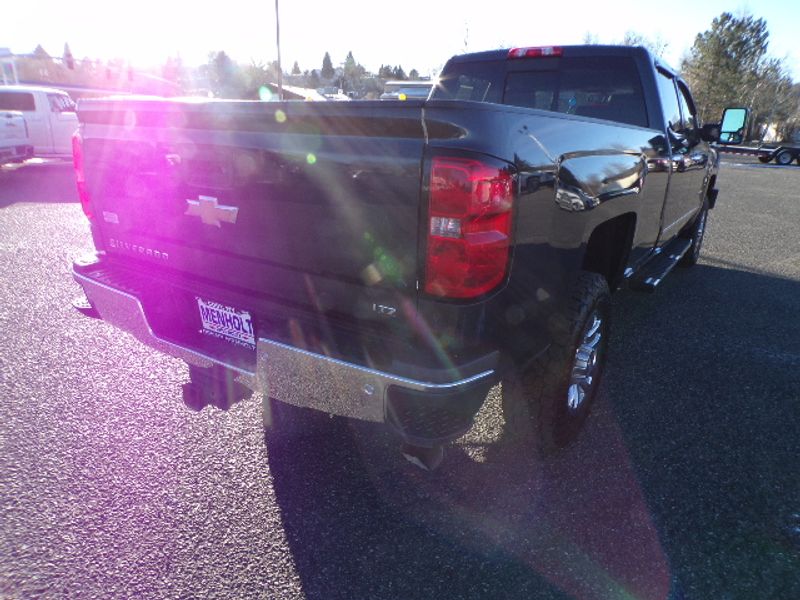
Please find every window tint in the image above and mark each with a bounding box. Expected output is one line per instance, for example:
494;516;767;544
504;57;647;127
433;55;648;128
432;61;504;104
0;91;35;111
504;71;558;111
656;70;682;132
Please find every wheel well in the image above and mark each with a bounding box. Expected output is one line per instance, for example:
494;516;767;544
582;213;636;290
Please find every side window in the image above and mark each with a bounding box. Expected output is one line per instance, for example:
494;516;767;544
60;94;77;112
676;82;697;132
655;70;681;133
48;94;76;113
0;91;35;111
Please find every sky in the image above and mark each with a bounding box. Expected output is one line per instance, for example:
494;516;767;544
5;0;800;80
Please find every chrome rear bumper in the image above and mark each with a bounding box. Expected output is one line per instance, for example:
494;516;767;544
73;269;495;424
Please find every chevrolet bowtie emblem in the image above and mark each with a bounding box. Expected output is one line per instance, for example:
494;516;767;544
185;195;239;227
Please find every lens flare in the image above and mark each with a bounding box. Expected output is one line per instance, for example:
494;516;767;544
258;86;273;101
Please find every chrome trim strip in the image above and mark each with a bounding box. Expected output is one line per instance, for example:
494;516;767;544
259;338;494;392
74;269;495;423
662;207;700;234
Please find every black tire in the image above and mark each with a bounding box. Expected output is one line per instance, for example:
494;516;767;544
679;200;709;267
501;271;611;454
775;150;794;166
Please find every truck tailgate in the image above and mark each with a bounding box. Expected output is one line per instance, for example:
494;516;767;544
79;99;425;337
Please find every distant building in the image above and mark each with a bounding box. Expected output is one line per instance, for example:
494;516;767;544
0;48;19;84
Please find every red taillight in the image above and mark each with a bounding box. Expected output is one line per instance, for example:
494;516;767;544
424;157;514;299
508;46;563;59
72;130;93;220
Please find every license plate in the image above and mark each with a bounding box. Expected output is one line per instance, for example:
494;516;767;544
197;297;255;348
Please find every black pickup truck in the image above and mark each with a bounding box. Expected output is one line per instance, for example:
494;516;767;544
71;45;740;469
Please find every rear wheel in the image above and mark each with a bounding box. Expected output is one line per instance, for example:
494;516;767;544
775;150;794;166
502;271;610;454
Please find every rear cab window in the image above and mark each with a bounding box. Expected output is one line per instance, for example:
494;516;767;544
0;91;36;112
433;54;648;128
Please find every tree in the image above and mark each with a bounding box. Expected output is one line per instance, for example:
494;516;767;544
291;61;301;75
392;65;406;80
620;31;669;58
582;32;600;45
681;12;796;139
408;69;419;80
342;50;366;91
32;44;52;60
17;44;70;84
378;64;394;79
162;56;184;84
63;43;74;69
681;12;768;122
207;51;247;98
746;58;797;141
321;52;334;79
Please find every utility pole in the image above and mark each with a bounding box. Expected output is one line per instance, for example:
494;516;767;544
275;0;283;100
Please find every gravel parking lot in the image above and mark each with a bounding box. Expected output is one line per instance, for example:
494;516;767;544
1;157;798;599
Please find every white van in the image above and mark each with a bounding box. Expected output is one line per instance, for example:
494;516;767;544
0;85;79;157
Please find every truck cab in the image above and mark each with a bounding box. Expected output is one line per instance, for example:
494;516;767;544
0;110;33;164
0;85;79;157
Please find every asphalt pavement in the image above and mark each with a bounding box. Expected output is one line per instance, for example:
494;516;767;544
1;157;799;599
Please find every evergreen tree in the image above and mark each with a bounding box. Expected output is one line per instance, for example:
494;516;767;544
681;11;797;139
321;52;334;79
378;64;394;79
342;51;366;91
681;12;770;121
63;43;74;69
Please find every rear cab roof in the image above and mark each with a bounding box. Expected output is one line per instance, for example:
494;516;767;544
440;44;672;132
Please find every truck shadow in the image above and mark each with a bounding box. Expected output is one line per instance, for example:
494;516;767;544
0;161;78;208
264;263;800;600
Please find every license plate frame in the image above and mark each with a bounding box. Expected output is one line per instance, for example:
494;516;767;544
196;297;255;349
